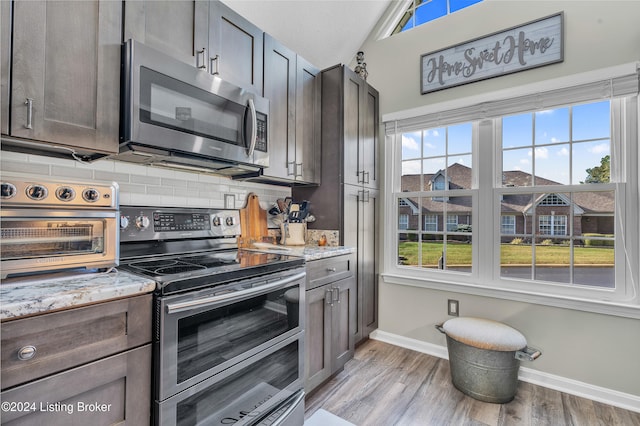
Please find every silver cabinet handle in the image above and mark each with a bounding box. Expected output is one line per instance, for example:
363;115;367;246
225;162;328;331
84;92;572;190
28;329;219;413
326;267;336;272
332;287;340;303
210;54;219;75
18;345;36;361
24;98;33;129
296;163;303;178
325;288;333;306
287;161;296;176
196;48;207;70
364;171;370;184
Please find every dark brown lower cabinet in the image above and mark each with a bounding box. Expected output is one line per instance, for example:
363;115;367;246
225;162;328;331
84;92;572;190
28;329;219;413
304;255;356;394
0;345;151;425
0;294;152;425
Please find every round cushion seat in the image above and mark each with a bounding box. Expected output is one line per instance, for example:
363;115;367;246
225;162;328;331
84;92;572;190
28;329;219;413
442;317;527;351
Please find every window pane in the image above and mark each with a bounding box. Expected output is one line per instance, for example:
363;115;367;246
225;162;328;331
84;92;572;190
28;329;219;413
402;131;422;160
446;235;472;273
448;155;472;189
534;238;570;284
448;123;472;155
573;101;610;141
503;148;533;186
535;107;569;145
450;0;482;12
423;157;446;177
534;144;570;185
503;113;532;148
422;196;443;232
421;234;444;269
398;198;418;231
501;239;532;280
423;128;446;157
415;0;447;26
573;141;610;184
398;233;418;266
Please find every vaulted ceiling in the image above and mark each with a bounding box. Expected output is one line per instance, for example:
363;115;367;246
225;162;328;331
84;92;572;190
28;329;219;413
221;0;394;70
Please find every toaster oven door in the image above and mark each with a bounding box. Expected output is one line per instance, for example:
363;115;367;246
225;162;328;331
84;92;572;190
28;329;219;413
0;210;118;278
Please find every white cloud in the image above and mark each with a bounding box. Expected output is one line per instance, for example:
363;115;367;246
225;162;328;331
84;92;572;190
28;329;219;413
534;147;549;159
402;161;421;175
519;158;530;165
589;143;610;155
402;134;419;152
558;147;570;156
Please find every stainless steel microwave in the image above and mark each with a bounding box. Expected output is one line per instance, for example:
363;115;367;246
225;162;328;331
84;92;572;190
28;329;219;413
118;39;269;176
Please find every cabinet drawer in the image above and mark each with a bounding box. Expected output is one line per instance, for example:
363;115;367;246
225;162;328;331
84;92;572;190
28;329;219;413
306;255;354;290
1;294;152;390
0;344;151;425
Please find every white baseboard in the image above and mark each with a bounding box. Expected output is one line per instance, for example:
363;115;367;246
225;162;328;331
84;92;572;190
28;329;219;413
369;330;640;413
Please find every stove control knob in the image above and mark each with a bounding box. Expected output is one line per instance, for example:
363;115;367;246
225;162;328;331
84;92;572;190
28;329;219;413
82;188;100;203
120;215;130;230
56;186;76;201
135;215;150;230
26;184;48;201
212;216;221;227
1;182;17;199
225;216;235;226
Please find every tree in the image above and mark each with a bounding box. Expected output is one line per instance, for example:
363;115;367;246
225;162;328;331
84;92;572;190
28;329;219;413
583;155;610;183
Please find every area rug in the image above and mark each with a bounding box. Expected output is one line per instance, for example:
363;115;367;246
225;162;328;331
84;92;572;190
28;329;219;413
305;409;355;426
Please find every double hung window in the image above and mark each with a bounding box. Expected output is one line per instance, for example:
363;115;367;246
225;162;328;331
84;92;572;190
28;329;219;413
386;72;639;306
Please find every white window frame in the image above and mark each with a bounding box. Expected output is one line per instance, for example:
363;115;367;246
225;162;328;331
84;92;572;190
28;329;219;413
382;65;640;318
424;214;437;232
538;214;567;236
399;214;409;230
501;215;516;235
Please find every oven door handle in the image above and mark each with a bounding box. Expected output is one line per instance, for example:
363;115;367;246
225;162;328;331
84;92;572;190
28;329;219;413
165;271;306;314
247;390;305;426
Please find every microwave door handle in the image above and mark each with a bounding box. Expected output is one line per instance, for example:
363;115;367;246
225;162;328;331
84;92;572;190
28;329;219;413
246;98;258;157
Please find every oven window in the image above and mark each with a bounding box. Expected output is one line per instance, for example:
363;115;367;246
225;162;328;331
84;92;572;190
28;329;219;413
176;285;300;383
139;67;246;147
176;341;299;426
0;220;105;260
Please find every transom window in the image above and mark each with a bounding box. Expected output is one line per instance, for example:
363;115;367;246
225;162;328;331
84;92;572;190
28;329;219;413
392;0;483;35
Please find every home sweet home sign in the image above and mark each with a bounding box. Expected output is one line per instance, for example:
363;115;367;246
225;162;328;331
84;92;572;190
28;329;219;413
421;13;563;94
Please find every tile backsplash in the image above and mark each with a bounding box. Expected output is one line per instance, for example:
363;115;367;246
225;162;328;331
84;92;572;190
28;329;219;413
0;150;291;227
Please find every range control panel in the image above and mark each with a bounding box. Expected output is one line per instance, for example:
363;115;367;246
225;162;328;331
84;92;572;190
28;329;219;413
120;207;241;242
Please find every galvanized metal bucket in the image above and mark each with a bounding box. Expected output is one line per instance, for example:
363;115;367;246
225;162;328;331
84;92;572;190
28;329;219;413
436;318;541;404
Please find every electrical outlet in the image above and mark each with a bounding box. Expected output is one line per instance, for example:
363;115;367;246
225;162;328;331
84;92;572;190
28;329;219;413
448;299;459;316
224;194;235;209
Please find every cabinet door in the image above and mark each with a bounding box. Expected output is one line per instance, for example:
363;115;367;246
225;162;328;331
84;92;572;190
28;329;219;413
124;0;209;70
1;345;151;426
1;0;10;135
295;55;321;184
362;83;380;189
208;1;263;94
342;184;361;340
10;0;121;155
305;285;332;393
263;34;296;181
342;66;365;187
331;276;356;372
360;188;380;339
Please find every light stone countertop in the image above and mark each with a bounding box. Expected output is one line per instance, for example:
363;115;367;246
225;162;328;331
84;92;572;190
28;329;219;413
249;244;355;261
0;270;156;321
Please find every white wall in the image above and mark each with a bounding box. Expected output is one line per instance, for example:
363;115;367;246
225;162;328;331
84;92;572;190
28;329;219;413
359;0;640;402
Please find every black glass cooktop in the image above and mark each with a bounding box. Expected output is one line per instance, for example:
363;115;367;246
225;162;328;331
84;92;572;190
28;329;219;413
120;249;305;295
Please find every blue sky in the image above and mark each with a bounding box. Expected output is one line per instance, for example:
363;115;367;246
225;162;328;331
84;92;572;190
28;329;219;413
401;100;611;185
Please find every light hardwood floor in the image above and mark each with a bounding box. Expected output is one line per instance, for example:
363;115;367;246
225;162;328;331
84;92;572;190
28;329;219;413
305;339;640;426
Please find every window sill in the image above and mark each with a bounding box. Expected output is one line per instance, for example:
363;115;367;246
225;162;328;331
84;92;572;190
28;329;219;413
381;272;640;319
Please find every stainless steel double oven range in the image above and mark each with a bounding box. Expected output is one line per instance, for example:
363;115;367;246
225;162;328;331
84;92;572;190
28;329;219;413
118;206;305;426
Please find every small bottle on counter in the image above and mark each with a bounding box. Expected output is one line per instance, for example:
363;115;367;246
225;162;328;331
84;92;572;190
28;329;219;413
318;234;327;246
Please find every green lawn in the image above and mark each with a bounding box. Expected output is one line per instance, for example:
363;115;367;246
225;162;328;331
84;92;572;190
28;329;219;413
398;241;614;266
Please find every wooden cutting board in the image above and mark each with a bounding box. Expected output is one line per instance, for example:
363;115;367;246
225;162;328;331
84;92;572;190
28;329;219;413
239;193;268;247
